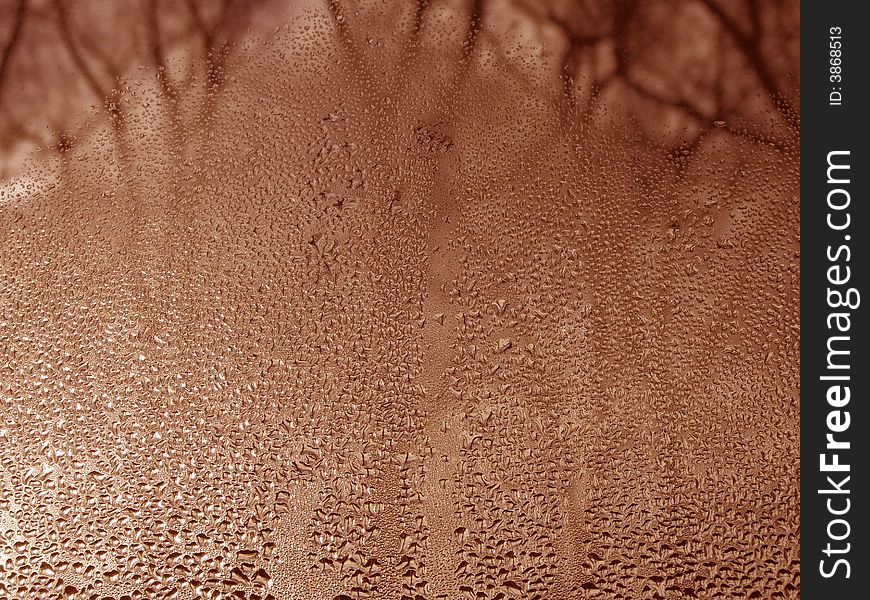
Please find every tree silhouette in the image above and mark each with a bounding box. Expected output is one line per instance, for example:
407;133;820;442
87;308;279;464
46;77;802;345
0;0;267;177
0;0;798;178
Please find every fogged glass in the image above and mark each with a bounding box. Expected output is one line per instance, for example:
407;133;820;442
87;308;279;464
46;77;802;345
0;1;799;599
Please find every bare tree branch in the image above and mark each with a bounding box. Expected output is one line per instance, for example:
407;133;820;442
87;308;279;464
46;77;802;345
146;0;176;95
620;74;709;124
0;0;27;101
53;0;109;105
697;0;797;129
409;0;429;47
462;0;484;59
513;0;607;48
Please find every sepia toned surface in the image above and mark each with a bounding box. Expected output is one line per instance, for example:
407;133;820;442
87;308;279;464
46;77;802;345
1;1;799;599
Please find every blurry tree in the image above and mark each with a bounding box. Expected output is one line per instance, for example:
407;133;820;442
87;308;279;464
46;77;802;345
324;0;797;147
0;0;270;177
0;0;798;178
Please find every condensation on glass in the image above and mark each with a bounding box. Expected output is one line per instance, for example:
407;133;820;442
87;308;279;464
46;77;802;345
0;1;799;599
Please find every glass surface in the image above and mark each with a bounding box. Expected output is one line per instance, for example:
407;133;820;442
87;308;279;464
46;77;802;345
0;1;799;599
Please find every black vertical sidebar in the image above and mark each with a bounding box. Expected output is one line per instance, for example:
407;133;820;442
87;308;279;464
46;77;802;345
801;1;868;598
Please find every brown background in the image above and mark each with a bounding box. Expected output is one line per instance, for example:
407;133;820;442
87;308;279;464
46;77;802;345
0;1;799;599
